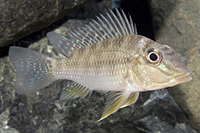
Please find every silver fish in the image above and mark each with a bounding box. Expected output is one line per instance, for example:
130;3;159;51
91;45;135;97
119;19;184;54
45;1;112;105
9;9;192;121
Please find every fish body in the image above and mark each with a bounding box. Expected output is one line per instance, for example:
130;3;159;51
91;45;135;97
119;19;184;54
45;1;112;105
9;9;192;121
55;35;140;92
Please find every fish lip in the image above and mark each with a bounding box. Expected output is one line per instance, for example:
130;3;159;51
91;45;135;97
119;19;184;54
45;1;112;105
172;72;192;83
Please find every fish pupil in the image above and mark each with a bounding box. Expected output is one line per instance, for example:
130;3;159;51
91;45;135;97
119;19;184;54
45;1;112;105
149;53;158;61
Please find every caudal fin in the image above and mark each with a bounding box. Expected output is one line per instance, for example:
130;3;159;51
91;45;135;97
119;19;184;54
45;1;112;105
9;46;57;95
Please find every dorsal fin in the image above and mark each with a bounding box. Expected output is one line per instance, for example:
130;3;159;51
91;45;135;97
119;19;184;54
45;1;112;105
47;8;137;56
47;32;80;56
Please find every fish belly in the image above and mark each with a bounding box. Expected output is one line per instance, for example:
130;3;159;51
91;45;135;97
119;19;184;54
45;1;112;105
54;52;129;92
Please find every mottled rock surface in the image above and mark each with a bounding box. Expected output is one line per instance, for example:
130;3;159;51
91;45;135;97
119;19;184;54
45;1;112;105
150;0;200;131
0;0;89;47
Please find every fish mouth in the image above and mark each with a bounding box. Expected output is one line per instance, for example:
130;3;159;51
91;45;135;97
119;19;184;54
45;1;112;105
170;72;192;86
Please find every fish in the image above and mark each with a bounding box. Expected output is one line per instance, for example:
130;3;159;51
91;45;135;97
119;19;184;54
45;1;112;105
8;9;192;121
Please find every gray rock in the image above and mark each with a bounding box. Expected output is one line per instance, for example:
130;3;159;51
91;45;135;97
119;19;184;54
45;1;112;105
0;19;196;133
0;0;89;47
0;0;198;132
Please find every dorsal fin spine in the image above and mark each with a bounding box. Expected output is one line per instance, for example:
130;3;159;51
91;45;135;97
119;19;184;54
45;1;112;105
85;25;99;43
62;35;76;50
89;22;103;41
69;31;80;48
90;21;103;37
65;34;75;48
96;16;110;39
71;30;89;47
92;20;107;40
121;10;132;34
68;32;77;48
81;27;95;44
111;9;126;36
72;30;87;47
73;30;85;47
99;14;115;38
105;12;120;37
116;9;128;35
82;25;94;43
75;29;89;46
108;10;122;36
129;15;134;34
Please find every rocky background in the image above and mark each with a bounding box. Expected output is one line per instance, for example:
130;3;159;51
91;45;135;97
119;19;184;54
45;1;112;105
0;0;199;132
0;0;90;47
150;0;200;132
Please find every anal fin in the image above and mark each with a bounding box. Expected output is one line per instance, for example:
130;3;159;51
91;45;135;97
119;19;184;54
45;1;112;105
60;82;91;101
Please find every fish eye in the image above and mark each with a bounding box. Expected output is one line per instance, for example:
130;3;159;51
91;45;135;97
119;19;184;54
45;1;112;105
145;48;162;66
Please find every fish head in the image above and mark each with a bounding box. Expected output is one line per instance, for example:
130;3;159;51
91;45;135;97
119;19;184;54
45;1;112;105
132;38;192;91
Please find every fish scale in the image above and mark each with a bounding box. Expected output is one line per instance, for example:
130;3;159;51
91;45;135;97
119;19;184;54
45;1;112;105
9;9;192;121
54;36;133;78
54;46;131;92
62;52;129;74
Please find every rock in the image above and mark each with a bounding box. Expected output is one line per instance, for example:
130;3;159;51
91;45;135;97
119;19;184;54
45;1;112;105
0;0;89;47
0;0;198;132
150;0;200;131
1;18;196;133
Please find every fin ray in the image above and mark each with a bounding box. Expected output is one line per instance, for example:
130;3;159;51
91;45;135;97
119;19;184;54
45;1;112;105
120;92;139;108
60;82;91;101
9;46;56;94
98;91;129;121
47;32;83;56
47;9;137;57
98;91;139;121
105;12;121;37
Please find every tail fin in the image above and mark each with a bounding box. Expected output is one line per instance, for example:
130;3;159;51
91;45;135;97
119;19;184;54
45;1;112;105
9;46;57;95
